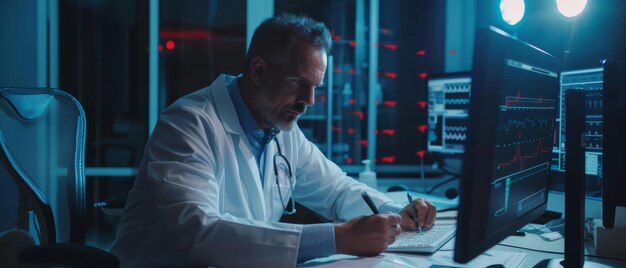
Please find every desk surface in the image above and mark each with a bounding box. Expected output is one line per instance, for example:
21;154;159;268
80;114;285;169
302;231;626;267
302;190;626;267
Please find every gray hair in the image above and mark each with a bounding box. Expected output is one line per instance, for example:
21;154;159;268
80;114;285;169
245;14;332;70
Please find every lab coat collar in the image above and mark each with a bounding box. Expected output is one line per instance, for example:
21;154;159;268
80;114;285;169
212;74;246;137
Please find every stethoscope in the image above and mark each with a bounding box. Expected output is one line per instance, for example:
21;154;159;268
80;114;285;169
272;138;297;215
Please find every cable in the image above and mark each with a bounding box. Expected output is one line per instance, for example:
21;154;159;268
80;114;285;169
585;255;626;262
434;155;462;176
439;162;461;176
497;243;563;254
426;176;460;195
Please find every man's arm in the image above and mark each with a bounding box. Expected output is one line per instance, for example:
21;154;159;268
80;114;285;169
288;128;404;258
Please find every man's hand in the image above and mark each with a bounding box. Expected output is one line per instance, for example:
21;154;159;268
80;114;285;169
334;213;402;256
400;198;437;231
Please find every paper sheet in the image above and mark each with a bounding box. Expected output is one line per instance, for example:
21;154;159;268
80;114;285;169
301;250;526;267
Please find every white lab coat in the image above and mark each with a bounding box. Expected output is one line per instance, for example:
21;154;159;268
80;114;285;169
111;75;393;267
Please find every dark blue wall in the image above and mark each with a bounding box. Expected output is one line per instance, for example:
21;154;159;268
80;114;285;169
0;0;42;87
0;0;42;231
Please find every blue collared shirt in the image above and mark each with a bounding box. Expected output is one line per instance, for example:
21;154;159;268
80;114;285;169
226;75;337;262
225;75;404;262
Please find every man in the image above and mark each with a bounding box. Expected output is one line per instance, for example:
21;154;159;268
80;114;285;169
111;14;437;267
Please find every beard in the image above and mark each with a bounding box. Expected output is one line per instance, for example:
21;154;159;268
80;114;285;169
257;94;307;132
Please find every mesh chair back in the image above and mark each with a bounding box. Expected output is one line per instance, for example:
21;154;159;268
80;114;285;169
0;88;86;244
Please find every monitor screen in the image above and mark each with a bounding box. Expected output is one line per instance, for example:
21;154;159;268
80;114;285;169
426;73;471;154
454;26;560;263
550;68;604;198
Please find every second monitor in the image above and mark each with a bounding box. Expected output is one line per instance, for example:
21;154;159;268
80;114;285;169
427;72;472;155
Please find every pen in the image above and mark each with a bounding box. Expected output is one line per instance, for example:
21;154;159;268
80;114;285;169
406;192;423;234
361;192;379;214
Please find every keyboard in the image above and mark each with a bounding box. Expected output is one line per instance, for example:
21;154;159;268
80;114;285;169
386;224;456;253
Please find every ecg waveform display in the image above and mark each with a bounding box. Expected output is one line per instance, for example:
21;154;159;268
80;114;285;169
444;119;468;143
553;68;604;180
427;75;471;154
486;59;558;231
499;117;552;132
444;82;471;110
502;91;556;110
493;91;555;178
495;137;553;176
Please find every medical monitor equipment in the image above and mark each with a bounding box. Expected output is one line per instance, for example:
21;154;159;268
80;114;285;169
426;73;472;155
454;26;560;263
550;68;604;198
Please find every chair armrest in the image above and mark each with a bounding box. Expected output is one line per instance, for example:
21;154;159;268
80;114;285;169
18;243;119;268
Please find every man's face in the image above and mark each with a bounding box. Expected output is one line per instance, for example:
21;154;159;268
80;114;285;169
255;43;327;131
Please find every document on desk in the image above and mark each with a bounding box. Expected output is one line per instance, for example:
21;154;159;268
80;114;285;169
300;250;526;267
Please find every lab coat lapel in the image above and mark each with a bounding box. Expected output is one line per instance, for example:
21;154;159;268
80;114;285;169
212;75;268;221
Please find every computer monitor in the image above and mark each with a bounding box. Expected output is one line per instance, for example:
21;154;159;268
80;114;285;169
426;73;472;155
454;26;560;263
550;68;604;198
602;58;626;228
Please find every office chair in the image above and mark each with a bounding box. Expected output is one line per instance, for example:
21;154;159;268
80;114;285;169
0;88;118;267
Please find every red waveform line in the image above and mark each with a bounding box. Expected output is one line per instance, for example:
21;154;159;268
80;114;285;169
505;90;522;106
497;140;551;170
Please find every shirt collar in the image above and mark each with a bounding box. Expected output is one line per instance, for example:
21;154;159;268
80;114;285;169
226;74;262;135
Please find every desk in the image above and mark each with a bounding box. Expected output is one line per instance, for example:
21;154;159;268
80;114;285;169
301;189;626;267
302;230;626;267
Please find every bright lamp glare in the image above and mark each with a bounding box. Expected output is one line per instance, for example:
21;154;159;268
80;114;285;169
500;0;525;26
556;0;588;18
